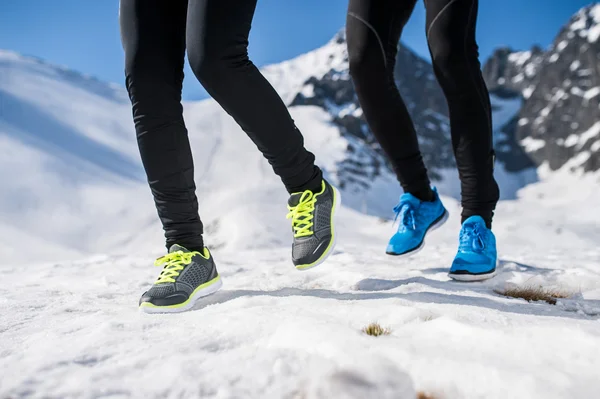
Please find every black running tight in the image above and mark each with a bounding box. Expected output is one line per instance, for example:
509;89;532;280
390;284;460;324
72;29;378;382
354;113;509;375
347;0;499;226
119;0;322;250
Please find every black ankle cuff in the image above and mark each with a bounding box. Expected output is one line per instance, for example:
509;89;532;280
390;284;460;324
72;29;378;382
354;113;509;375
461;210;493;229
409;186;435;202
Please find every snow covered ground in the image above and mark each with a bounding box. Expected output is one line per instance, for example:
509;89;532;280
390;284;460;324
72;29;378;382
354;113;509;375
2;42;600;398
2;192;600;399
2;171;600;398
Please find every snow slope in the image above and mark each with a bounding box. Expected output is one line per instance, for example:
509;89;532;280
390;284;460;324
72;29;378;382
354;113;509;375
1;39;600;398
0;50;151;260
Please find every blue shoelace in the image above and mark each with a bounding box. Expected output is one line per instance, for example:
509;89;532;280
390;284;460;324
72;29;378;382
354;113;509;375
459;223;486;252
393;203;416;231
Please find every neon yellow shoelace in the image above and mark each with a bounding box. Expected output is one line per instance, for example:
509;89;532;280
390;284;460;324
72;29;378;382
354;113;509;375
286;190;317;238
154;251;195;284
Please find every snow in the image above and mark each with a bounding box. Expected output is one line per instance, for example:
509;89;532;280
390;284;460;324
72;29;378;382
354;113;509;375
523;85;535;99
261;32;348;105
300;83;315;98
565;150;592;168
512;73;524;83
0;53;150;261
570;60;581;71
569;4;600;43
549;53;560;63
2;44;600;399
520;136;545;152
556;40;568;52
590;5;600;41
325;101;358;119
571;13;588;31
3;177;600;398
508;51;531;66
583;87;600;100
540;107;551;117
524;63;537;78
552;89;567;102
571;87;585;96
564;134;581;147
532;89;570;124
518;118;529;126
563;122;600;149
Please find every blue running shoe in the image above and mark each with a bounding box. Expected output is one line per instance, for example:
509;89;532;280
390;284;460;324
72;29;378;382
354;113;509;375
386;188;448;257
449;216;497;281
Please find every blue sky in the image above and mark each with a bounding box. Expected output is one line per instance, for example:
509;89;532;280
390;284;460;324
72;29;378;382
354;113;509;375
0;0;594;100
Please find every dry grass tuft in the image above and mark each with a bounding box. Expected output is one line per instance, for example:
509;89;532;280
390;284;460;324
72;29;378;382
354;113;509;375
421;314;435;322
417;392;438;399
362;322;391;336
495;285;571;305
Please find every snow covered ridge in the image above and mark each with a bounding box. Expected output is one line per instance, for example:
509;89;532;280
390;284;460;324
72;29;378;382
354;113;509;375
568;3;600;43
485;47;544;98
0;49;127;102
261;30;349;105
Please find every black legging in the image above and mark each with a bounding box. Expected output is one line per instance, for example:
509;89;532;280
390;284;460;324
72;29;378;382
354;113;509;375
119;0;322;251
347;0;499;227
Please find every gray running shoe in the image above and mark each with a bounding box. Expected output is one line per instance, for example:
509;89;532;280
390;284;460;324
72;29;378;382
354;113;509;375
139;244;222;313
286;179;341;270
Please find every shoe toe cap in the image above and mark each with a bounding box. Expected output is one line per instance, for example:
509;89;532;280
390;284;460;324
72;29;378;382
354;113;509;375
139;287;189;307
450;254;496;274
386;232;422;254
293;236;330;262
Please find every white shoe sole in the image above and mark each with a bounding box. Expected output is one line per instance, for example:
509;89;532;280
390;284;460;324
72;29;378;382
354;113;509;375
295;186;342;271
448;259;499;282
448;269;497;282
139;276;223;314
386;209;449;259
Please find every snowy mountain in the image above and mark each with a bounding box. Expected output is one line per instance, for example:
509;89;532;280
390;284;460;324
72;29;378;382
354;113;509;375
483;3;600;173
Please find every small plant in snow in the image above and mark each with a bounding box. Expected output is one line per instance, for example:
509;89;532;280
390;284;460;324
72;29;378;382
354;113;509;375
495;285;571;305
421;314;436;322
417;392;438;399
362;322;391;336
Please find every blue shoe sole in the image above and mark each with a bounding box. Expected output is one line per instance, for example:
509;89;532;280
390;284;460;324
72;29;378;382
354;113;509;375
386;209;449;258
